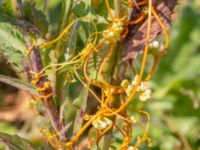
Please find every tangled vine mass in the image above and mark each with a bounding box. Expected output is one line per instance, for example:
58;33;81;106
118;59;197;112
25;0;177;149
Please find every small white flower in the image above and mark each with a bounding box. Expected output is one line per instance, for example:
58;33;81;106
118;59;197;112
127;146;134;150
92;119;100;129
98;119;107;129
149;42;153;49
123;75;151;100
126;85;134;96
112;22;118;28
130;115;137;123
139;89;152;102
131;75;139;86
137;81;149;91
149;40;160;49
92;116;113;130
120;79;129;87
159;42;165;51
103;117;112;125
127;85;134;91
152;40;160;49
109;31;114;37
127;146;139;150
103;21;124;43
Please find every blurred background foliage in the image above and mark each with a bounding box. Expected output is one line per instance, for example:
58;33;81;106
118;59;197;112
148;1;200;149
0;0;199;150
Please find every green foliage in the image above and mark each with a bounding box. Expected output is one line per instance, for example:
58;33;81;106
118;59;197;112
0;132;35;150
0;0;13;15
0;75;37;94
22;0;49;36
0;22;26;51
0;22;26;70
147;4;200;150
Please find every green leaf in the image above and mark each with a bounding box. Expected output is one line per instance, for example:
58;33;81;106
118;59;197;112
0;75;38;95
22;1;49;36
0;12;33;30
0;132;35;150
0;22;26;52
31;6;48;36
0;22;27;70
0;0;13;15
0;45;23;70
73;88;88;133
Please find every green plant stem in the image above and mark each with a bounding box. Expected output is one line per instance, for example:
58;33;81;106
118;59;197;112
24;35;60;132
114;0;122;18
103;1;123;150
73;88;89;134
55;0;73;107
43;0;48;15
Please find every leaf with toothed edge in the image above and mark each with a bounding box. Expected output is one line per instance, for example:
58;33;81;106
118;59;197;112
0;22;26;69
0;22;26;51
0;75;38;95
0;132;35;150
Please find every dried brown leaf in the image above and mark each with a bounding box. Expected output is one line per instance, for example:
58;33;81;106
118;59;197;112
122;0;177;61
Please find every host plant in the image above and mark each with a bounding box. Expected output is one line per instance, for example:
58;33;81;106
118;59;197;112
0;0;176;149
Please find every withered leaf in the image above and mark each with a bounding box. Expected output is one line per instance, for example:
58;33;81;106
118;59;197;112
122;0;177;61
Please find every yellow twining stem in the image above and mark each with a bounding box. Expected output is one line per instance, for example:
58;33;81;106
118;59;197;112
145;7;170;81
152;7;169;49
29;70;54;101
120;118;132;150
71;66;145;146
98;43;124;94
40;19;77;49
105;0;114;21
40;17;99;49
128;0;148;7
74;66;134;124
131;110;151;149
25;41;36;55
65;110;107;148
98;43;115;88
111;0;153;115
35;42;98;79
127;13;146;25
138;110;150;135
41;129;61;149
39;19;100;75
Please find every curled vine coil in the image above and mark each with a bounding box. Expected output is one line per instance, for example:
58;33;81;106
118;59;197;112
27;0;172;149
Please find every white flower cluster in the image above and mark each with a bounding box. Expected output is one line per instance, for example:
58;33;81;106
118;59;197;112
92;116;112;130
103;21;124;43
130;115;137;123
127;146;139;150
121;75;152;102
149;40;164;52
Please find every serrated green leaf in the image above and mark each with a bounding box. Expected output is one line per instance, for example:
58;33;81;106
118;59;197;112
0;22;26;52
0;0;13;15
0;132;35;150
0;12;33;29
0;22;27;70
22;1;49;36
31;7;48;36
0;45;23;69
0;75;38;95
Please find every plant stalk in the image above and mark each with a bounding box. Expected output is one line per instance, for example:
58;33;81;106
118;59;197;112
114;0;122;18
24;35;60;132
103;1;123;150
55;0;73;107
